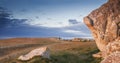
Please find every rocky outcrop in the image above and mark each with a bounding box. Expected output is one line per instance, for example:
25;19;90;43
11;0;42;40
84;0;120;52
18;47;50;61
101;42;120;63
84;0;120;63
103;41;120;58
101;51;120;63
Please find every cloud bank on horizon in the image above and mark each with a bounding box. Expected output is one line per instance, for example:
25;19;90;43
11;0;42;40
0;0;107;39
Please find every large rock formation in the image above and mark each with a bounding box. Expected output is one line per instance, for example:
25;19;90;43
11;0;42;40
84;0;120;62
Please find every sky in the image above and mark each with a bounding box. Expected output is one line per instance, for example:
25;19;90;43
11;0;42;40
0;0;107;39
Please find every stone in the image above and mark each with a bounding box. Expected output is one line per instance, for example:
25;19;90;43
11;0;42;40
92;52;102;58
102;41;120;58
101;51;120;63
84;0;120;63
18;47;50;61
84;0;120;54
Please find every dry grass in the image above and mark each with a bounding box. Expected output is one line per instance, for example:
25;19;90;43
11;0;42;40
14;42;101;63
49;42;96;52
0;38;101;63
0;38;60;47
0;38;61;63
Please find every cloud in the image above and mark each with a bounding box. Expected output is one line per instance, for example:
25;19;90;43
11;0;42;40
0;7;92;39
0;18;28;28
0;7;11;28
35;16;39;19
61;20;92;37
0;7;28;28
47;18;52;20
10;19;28;26
68;19;79;24
79;15;83;17
62;30;91;37
63;30;83;35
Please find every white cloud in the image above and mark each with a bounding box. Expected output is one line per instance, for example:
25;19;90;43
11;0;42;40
63;29;89;35
39;23;69;28
64;30;80;33
26;19;70;28
23;18;92;37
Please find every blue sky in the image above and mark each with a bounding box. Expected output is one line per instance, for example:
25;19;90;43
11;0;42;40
0;0;107;39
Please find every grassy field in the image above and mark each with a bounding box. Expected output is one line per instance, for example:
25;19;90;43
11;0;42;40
0;38;102;63
0;38;61;63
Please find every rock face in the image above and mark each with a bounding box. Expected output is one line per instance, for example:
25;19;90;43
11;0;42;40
101;51;120;63
84;0;120;63
101;42;120;63
18;47;50;61
84;0;120;52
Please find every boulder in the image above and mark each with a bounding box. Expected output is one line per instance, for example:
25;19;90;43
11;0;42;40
18;47;50;61
101;51;120;63
102;41;120;58
84;0;120;55
84;0;120;63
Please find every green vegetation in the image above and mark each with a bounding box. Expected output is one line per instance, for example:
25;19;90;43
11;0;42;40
50;46;102;63
15;43;102;63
